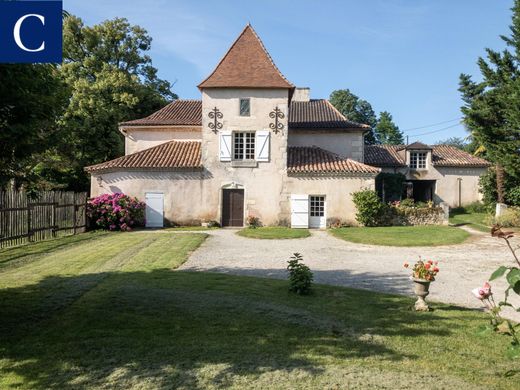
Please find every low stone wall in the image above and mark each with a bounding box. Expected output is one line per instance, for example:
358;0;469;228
389;206;448;226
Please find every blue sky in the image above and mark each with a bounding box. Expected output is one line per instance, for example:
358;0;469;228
65;0;512;144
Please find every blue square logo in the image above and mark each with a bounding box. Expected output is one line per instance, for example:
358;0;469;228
0;1;62;63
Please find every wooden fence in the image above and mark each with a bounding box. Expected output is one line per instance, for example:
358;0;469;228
0;190;87;248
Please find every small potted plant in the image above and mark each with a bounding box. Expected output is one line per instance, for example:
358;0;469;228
403;258;440;311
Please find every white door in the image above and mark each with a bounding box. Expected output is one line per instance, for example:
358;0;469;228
145;192;164;228
291;194;309;228
309;196;326;228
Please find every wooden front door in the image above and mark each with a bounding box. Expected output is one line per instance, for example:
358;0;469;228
222;189;244;227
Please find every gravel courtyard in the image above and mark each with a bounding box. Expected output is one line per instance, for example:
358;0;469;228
179;228;520;320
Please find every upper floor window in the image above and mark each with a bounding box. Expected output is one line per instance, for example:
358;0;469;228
239;98;250;116
233;132;255;160
410;152;427;169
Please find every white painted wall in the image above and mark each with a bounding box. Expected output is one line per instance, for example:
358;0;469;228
288;130;364;161
123;126;201;154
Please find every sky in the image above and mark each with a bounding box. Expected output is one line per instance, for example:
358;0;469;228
65;0;513;144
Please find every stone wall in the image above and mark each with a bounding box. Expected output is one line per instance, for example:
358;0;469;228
389;206;448;226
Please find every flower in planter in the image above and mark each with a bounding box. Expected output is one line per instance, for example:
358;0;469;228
404;258;440;281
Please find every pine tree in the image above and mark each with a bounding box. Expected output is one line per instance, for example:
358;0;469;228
375;111;404;145
459;0;520;203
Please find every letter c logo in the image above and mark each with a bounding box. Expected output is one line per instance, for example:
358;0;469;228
13;14;45;52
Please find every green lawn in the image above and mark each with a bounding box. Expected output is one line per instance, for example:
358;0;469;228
330;225;471;246
164;226;220;231
0;232;517;389
237;226;311;239
449;212;491;233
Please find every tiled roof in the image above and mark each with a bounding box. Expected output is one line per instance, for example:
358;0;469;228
432;145;491;167
85;141;202;172
364;145;490;168
198;24;294;89
404;141;432;150
120;100;202;127
121;98;368;130
288;146;380;174
289;99;369;129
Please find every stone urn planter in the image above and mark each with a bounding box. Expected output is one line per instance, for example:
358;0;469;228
413;278;431;311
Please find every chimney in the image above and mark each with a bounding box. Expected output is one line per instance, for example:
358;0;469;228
292;87;310;102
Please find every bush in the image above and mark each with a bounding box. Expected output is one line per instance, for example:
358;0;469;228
207;220;220;228
87;193;145;231
399;198;415;208
464;201;489;213
493;207;520;227
287;253;313;295
507;186;520;206
352;190;388;227
246;215;261;229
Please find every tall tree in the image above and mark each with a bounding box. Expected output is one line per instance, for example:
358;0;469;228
0;64;67;189
329;89;378;144
54;16;177;190
459;0;520;203
375;111;404;145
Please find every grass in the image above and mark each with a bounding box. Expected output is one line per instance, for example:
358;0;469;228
450;211;492;233
237;226;311;239
164;226;220;231
329;225;471;246
0;232;518;389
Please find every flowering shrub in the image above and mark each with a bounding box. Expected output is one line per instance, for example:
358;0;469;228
87;193;145;231
246;215;261;229
472;226;520;350
404;258;439;281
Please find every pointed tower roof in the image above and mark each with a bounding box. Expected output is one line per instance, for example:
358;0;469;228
198;24;294;89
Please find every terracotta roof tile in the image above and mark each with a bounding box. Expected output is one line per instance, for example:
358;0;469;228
120;100;202;127
288;146;380;174
85;140;202;172
198;24;294;89
364;145;490;168
289;99;369;129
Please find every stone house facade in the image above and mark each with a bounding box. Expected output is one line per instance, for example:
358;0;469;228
86;25;489;228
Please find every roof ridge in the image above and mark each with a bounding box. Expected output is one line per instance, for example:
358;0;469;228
246;24;294;88
323;99;370;129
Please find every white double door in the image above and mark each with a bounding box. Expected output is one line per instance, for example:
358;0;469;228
290;194;326;229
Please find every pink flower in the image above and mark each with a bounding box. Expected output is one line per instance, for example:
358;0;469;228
472;282;492;300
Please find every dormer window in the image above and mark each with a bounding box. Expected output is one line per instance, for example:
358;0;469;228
239;98;250;116
410;152;427;169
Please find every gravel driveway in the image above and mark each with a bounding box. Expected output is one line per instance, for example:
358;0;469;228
179;228;520;320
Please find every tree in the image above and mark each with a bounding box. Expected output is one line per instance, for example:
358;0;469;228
0;64;67;189
52;16;177;190
375;111;404;145
329;89;378;144
459;0;520;204
435;136;468;149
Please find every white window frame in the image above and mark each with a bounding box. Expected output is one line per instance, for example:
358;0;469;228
232;131;255;161
410;152;427;169
239;98;250;117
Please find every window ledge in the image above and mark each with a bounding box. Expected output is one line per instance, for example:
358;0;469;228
231;160;258;168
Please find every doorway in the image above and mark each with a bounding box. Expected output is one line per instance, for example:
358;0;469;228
222;189;244;227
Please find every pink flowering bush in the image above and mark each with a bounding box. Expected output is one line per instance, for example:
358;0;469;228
87;193;145;231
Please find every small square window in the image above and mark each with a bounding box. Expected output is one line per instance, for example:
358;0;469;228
239;98;250;116
410;152;427;169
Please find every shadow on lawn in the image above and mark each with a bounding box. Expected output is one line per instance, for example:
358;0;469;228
0;269;469;389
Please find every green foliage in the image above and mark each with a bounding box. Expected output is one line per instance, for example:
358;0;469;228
352;190;388;226
435;137;469;150
478;167;518;206
463;201;489;213
0;65;68;189
207;220;221;228
375;111;404;145
506;186;520;206
399;198;415;208
329;89;378;145
52;16;177;190
459;1;520;197
375;172;405;202
287;253;313;295
493;207;520;227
